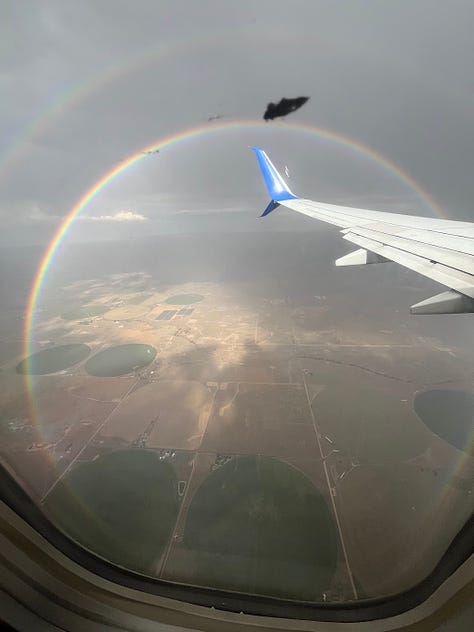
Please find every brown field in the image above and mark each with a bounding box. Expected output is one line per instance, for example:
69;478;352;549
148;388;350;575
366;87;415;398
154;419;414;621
337;459;473;596
200;382;320;460
101;380;216;450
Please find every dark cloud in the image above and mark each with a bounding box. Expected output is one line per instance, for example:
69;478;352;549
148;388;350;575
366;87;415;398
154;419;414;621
2;0;474;243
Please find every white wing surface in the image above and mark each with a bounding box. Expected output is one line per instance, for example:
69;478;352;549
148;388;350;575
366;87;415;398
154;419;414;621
252;147;474;314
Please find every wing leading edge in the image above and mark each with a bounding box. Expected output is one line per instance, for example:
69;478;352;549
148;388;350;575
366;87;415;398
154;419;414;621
251;147;474;314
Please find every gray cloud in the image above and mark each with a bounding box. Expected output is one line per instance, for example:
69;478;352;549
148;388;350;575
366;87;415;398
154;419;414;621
2;0;474;245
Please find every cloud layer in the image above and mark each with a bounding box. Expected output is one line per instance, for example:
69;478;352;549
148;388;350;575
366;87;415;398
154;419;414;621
83;211;147;222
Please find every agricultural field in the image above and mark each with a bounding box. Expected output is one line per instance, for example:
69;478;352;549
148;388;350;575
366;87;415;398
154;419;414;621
1;232;472;602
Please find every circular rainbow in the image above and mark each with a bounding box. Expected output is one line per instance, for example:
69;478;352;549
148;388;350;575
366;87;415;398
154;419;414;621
22;119;447;419
23;119;446;357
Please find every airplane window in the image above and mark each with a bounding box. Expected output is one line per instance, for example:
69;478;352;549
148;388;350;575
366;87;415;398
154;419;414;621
1;0;472;609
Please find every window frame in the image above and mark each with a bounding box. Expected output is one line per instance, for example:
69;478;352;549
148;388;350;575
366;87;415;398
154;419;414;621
0;465;472;628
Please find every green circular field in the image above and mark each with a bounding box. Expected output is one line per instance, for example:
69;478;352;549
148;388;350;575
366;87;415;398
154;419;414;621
43;450;179;573
85;344;156;377
61;305;109;320
414;390;474;453
165;294;204;305
16;344;91;375
184;456;337;600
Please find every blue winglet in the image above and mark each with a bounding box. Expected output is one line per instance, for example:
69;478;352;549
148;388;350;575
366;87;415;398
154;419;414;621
251;147;297;217
261;199;280;217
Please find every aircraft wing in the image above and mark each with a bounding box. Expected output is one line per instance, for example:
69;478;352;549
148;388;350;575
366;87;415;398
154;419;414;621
251;147;474;314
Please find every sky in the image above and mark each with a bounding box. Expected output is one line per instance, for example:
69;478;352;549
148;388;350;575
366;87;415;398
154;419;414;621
2;0;474;244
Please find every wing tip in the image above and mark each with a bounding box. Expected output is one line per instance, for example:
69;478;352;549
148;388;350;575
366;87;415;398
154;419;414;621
251;147;297;203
